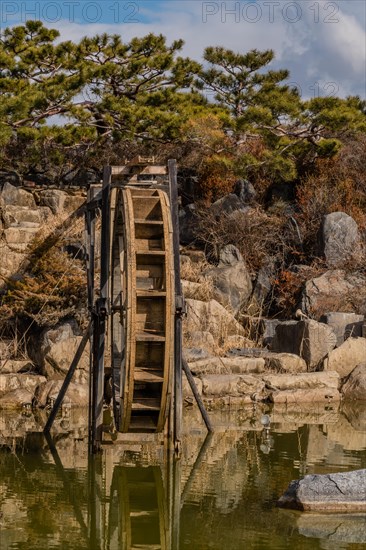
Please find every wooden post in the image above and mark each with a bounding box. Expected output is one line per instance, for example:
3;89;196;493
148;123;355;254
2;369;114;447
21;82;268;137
90;168;111;453
182;359;213;433
168;159;183;455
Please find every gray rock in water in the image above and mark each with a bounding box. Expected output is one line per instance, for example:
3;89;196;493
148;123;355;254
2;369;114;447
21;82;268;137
321;212;361;267
297;513;366;544
277;469;366;511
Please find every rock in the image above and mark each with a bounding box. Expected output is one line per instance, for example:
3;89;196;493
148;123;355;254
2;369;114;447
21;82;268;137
179;204;198;245
262;319;281;348
2;205;41;228
264;353;307;373
0;374;46;397
323;337;366;378
262;371;339;391
277;469;366;511
63;194;86;213
217;244;242;266
225;335;254;349
30;320;89;380
185;299;245;342
204;248;252;314
3;226;39;252
209;194;249;217
321;212;361;267
270;387;340;404
183;348;212;363
342;364;366;400
0;388;34;409
249;261;274;313
201;373;266;399
182;376;202;399
225;347;269;357
321;312;364;346
38;189;67;214
297;513;366;544
0;359;34;374
34;380;89;407
271;320;336;368
185;330;215;352
0;243;26;280
233;178;256;203
189;356;265;376
301;269;366;318
0;182;36;208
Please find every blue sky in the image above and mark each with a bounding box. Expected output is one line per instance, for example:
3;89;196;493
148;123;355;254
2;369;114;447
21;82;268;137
1;1;365;98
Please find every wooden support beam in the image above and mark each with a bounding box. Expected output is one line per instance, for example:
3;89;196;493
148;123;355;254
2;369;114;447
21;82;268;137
168;159;183;454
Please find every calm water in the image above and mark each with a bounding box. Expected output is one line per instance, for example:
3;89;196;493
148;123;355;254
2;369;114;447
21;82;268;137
0;402;365;550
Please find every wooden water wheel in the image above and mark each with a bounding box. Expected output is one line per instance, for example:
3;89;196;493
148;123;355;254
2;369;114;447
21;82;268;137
109;161;175;433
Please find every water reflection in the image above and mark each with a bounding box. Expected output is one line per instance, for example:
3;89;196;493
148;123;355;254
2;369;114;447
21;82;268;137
0;402;365;549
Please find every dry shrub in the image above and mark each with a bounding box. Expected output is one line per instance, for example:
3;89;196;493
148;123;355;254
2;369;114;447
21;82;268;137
180;258;209;282
196;154;236;202
296;134;366;261
272;264;325;318
198;207;297;273
0;211;87;329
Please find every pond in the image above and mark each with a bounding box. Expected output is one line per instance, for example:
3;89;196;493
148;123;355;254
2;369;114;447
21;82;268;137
0;401;365;549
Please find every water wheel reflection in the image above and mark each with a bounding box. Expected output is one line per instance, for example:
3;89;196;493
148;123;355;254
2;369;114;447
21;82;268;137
108;465;169;550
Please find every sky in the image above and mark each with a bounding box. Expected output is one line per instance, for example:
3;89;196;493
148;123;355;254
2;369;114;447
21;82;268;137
1;0;365;99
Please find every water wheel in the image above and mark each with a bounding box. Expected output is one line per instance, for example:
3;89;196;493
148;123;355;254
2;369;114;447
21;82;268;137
110;173;175;433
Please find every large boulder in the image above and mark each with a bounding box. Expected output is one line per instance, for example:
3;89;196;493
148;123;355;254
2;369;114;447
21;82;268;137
341;364;366;400
271;320;337;368
185;299;245;343
301;270;366;318
262;371;339;391
321;312;364;346
204;246;252;314
323;337;366;378
201;373;266;399
263;353;307;373
2;205;41;228
277;469;366;512
38;189;67;214
189;356;265;376
209;194;249;217
321;212;361;267
30;320;89;381
0;182;36;208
